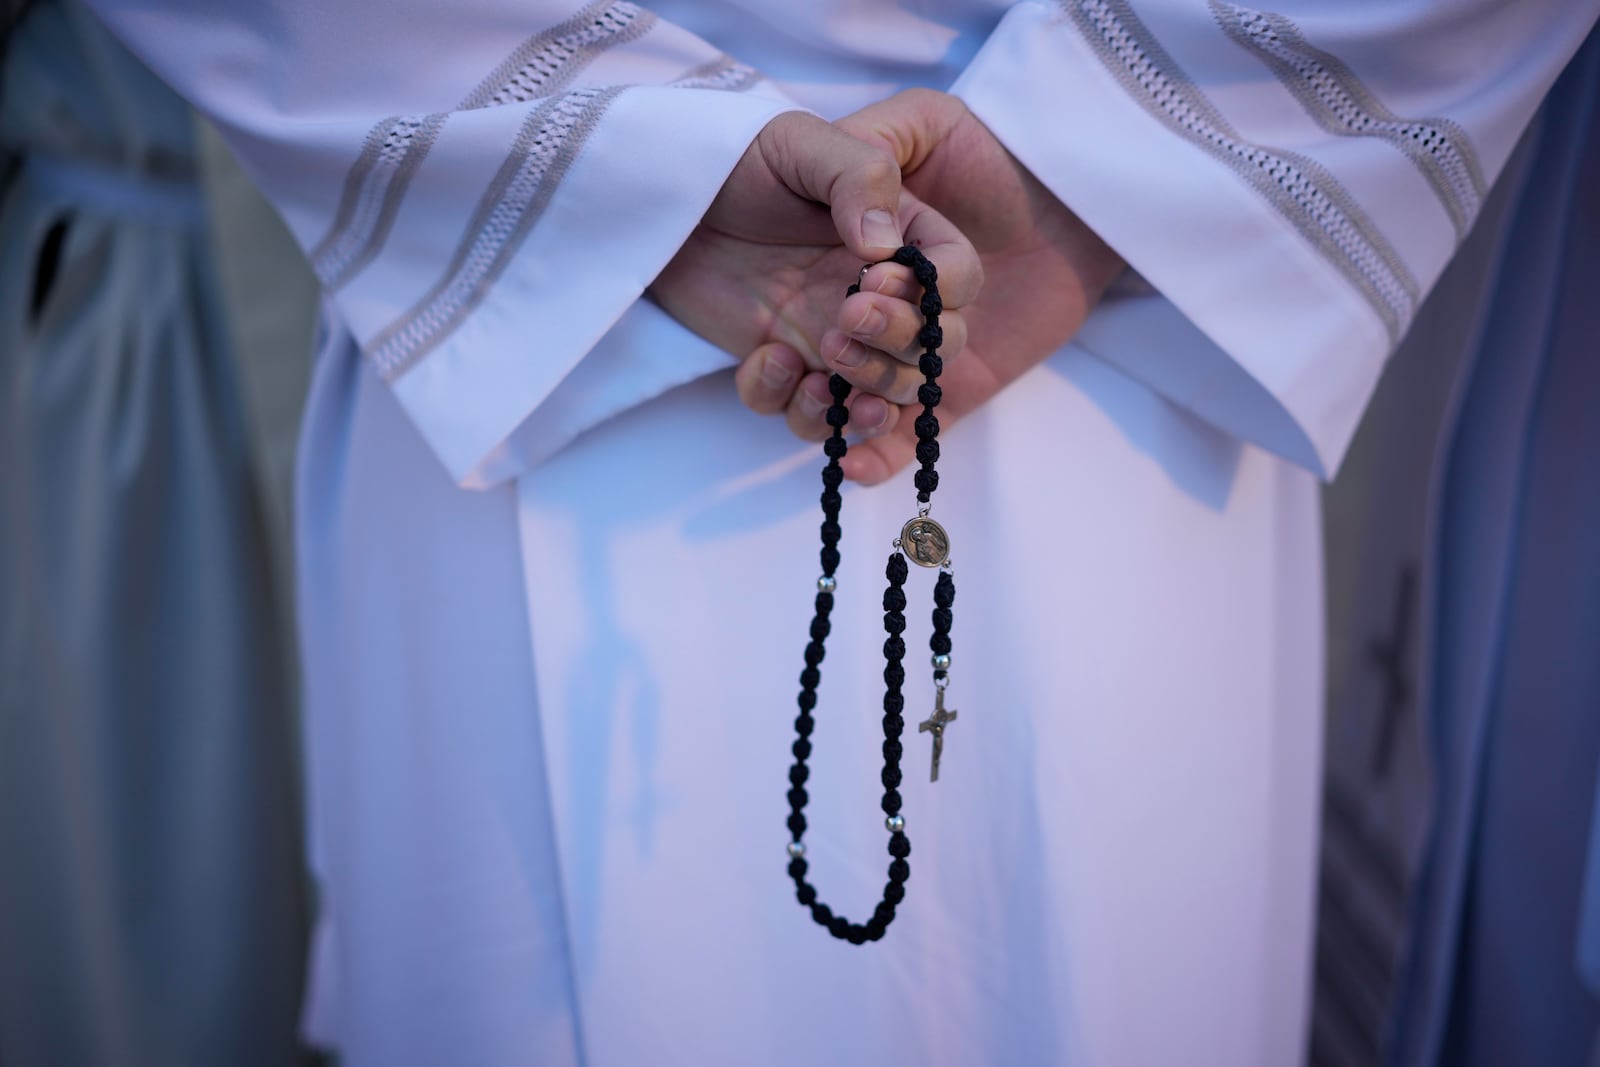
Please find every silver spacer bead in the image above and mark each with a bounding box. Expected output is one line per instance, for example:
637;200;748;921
817;575;837;593
932;653;951;671
787;840;806;859
885;814;905;833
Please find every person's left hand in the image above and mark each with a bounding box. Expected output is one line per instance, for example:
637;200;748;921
649;110;983;439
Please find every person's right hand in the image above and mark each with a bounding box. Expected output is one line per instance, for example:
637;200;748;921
649;110;983;440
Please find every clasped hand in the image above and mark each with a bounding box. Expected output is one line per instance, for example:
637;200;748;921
650;89;1125;484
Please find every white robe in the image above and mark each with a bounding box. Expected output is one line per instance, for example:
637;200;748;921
82;1;1597;1063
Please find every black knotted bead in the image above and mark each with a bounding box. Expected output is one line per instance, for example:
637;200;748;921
799;666;821;689
789;764;810;786
888;833;911;859
820;546;840;573
797;883;818;906
811;903;833;925
931;607;952;633
803;641;825;666
888;859;911;883
930;632;952;656
788;813;807;835
828;373;852;399
918;352;942;379
822;465;844;489
789;857;808;879
883;663;905;688
882;740;903;761
788;787;808;809
882;691;904;714
792;738;812;760
886;553;909;584
883;612;906;636
820;489;842;513
881;790;903;815
882;586;906;612
914;412;939;439
919;292;942;318
917;324;943;350
814;591;834;614
885;882;906;905
820;520;841;546
934;573;955;608
823;436;847;459
797;689;816;712
915;438;940;465
828;916;851;939
916;382;942;408
913;468;939;495
793;714;814;738
825;405;849;428
882;636;905;661
809;617;831;642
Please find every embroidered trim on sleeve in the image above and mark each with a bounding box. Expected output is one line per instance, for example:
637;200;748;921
1210;1;1485;239
671;56;763;93
365;60;765;383
1059;0;1418;341
309;0;654;291
363;88;622;381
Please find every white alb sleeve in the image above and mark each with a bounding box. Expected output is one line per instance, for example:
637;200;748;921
954;0;1598;478
84;0;803;485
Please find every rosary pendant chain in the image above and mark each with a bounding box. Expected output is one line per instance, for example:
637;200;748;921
785;245;958;945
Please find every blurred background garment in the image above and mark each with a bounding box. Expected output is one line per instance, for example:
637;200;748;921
1314;26;1600;1067
0;3;314;1063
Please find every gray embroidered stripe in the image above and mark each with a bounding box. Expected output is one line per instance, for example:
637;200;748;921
366;59;766;382
309;113;448;289
1211;1;1485;238
672;56;762;92
309;0;655;290
1060;0;1418;341
365;87;625;381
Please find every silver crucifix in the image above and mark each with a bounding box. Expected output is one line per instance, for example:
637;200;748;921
917;687;958;783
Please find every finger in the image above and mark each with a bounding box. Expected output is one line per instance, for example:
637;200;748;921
838;293;968;365
821;330;926;404
735;343;807;415
757;113;905;261
838;415;918;485
847;391;898;439
784;372;837;442
784;371;899;442
896;190;983;309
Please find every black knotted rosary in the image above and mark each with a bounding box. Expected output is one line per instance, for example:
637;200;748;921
785;244;957;945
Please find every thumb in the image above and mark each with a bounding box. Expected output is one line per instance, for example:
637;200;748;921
756;111;905;259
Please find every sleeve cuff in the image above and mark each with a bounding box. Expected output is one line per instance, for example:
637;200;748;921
386;85;800;486
954;1;1390;478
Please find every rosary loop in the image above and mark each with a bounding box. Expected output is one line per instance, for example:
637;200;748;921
784;245;959;944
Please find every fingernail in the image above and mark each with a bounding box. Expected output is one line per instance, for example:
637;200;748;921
761;354;798;389
851;307;886;338
855;396;889;435
833;340;866;368
799;382;829;417
862;209;901;250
